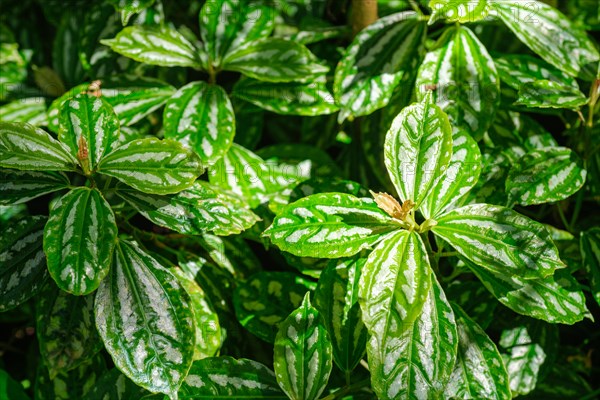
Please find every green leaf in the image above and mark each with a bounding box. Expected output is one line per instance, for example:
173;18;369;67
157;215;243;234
35;353;106;400
0;369;30;400
273;293;333;400
53;14;85;88
0;216;48;311
163;81;235;164
101;25;202;68
514;80;588;109
500;325;546;395
58;93;120;172
416;26;500;140
233;271;314;343
208;143;289;208
444;304;511;400
432;204;565;279
490;0;599;79
430;0;489;23
171;267;222;360
44;187;117;295
314;255;368;373
580;228;600;307
494;54;580;90
288;26;349;45
86;368;149;400
200;0;275;68
48;76;176;131
107;0;156;24
117;181;259;236
364;269;457;399
178;357;287;399
94;239;195;398
465;260;589;324
222;39;328;83
334;11;426;120
0;122;77;171
0;169;70;205
263;193;397;258
36;283;102;378
384;96;453;208
232;77;338;116
420;130;482;219
97;138;202;195
446;280;497;329
506;147;587;206
0;97;48;126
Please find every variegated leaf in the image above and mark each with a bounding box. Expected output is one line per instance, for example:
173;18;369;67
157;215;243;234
222;39;329;83
35;353;106;400
97;138;202;195
365;271;457;400
274;293;333;400
200;0;275;68
420;130;482;219
0;122;77;171
116;181;259;236
416;25;500;140
233;271;314;343
179;357;287;399
499;324;547;395
287;26;348;45
0;169;70;205
580;228;600;307
101;25;202;68
107;0;156;24
94;240;195;398
0;97;48;126
334;11;426;120
432;204;565;279
384;96;453;208
263;193;398;258
36;283;102;378
47;76;176;131
163;81;235;164
514;80;588;109
232;77;338;116
59;93;120;172
506;147;586;206
465;259;589;324
314;255;368;373
429;0;489;24
171;267;222;360
208;143;288;208
494;54;579;90
444;304;511;400
44;187;117;295
86;368;149;400
53;13;85;88
490;0;600;79
0;216;48;311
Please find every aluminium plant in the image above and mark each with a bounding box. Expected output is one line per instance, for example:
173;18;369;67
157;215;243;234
0;0;599;399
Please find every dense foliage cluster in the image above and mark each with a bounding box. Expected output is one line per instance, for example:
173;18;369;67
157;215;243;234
1;0;599;399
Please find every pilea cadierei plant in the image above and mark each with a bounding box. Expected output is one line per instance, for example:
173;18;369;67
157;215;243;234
0;0;599;399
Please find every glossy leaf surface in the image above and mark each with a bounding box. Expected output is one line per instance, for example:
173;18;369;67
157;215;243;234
44;187;117;295
273;294;333;400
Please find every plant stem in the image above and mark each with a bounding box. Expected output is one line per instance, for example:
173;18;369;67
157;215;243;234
319;378;371;400
350;0;378;37
557;203;573;233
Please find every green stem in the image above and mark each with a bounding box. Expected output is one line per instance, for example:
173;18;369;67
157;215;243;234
570;188;584;229
581;388;600;400
319;378;370;400
556;204;573;233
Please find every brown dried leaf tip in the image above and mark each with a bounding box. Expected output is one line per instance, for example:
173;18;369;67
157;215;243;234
87;80;102;97
370;191;414;221
77;135;90;175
